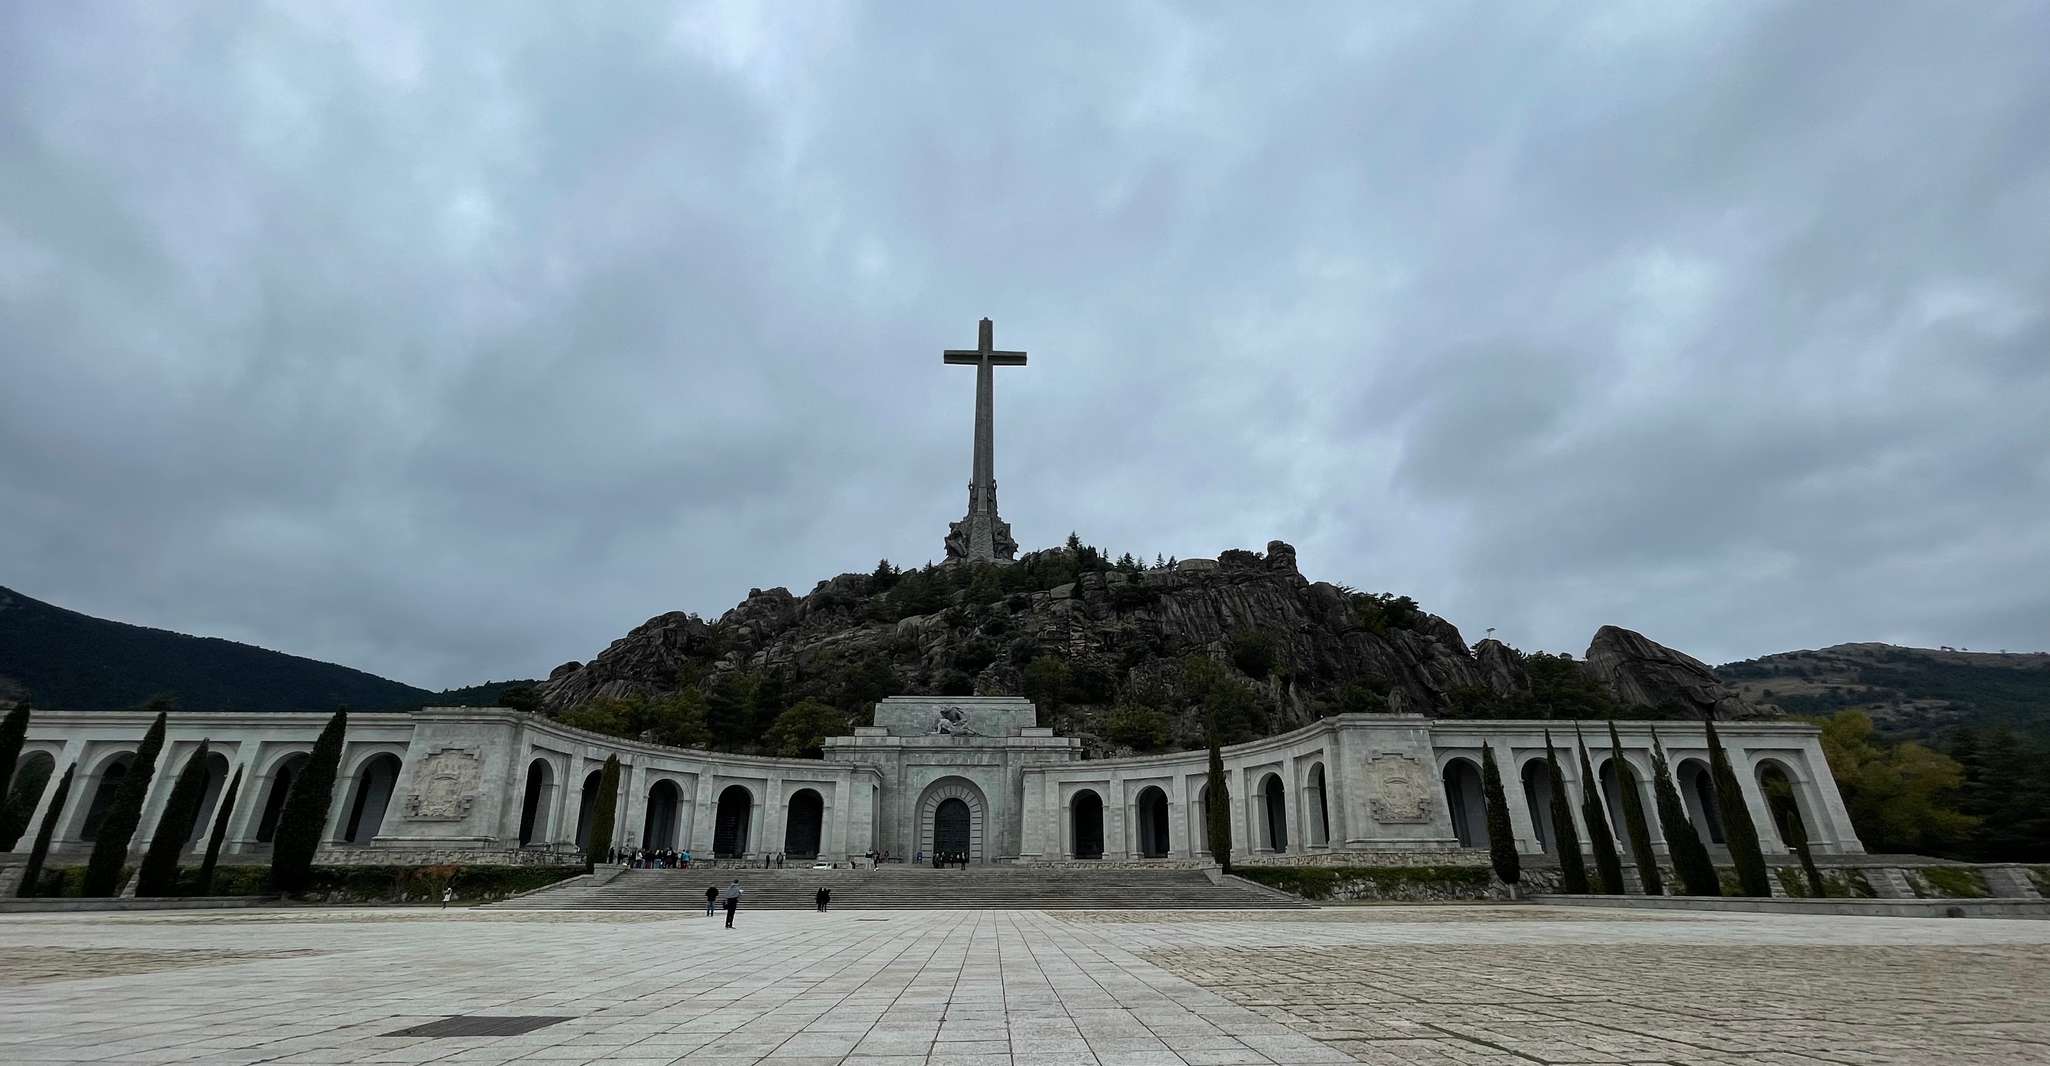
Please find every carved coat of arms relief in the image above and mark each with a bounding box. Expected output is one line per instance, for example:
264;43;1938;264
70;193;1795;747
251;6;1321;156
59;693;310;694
1367;753;1434;823
404;747;481;821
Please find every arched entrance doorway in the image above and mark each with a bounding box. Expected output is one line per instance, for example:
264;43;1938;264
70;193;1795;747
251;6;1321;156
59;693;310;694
713;785;753;857
1071;790;1104;859
575;769;602;851
342;754;401;845
1678;759;1724;843
1259;773;1288;853
643;779;682;851
784;788;825;858
518;758;554;846
255;753;310;844
1135;786;1170;857
917;777;988;863
1521;758;1558;852
1304;763;1330;847
1442;758;1488;849
933;797;970;859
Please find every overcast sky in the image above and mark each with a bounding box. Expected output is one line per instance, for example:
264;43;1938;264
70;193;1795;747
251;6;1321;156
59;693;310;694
4;3;2047;690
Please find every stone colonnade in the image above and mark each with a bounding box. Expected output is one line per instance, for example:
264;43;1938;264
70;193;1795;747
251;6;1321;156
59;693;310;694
6;707;1860;868
1018;716;1862;862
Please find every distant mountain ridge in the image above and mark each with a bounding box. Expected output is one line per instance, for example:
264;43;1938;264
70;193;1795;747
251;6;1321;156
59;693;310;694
1715;642;2050;739
0;584;530;712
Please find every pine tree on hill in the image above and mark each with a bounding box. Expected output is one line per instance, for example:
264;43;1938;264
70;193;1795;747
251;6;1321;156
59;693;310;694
270;710;347;894
82;711;168;896
136;740;212;896
1544;731;1588;893
17;763;74;898
194;766;242;896
1480;742;1519;889
1706;716;1773;896
1607;722;1663;896
584;755;621;874
1649;727;1719;896
1575;725;1625;894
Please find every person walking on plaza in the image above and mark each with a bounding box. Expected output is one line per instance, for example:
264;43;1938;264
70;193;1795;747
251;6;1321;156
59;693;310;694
722;879;743;928
704;885;718;916
441;886;452;909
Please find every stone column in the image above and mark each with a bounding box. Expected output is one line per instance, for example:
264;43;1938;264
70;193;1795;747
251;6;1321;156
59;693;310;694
618;759;646;853
1503;750;1543;852
1725;746;1785;853
558;754;587;851
21;738;85;850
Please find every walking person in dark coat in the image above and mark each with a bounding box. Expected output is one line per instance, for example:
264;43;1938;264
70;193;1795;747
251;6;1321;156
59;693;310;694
721;879;743;928
704;885;719;917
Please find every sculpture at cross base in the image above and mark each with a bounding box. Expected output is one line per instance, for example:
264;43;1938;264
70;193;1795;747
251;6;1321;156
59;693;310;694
941;317;1025;563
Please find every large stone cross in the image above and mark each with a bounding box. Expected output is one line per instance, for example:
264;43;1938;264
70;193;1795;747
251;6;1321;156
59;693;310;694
942;318;1026;563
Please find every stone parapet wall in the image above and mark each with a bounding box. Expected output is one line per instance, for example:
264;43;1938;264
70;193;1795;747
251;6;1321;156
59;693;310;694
313;845;573;867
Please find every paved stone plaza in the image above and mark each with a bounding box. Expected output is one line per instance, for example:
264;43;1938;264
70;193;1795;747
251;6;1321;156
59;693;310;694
1;906;2046;1065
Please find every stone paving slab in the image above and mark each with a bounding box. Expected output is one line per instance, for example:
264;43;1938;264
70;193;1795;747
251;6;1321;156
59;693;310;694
0;906;2046;1065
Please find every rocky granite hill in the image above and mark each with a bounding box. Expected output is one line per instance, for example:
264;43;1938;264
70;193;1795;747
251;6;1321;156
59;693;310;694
535;539;1767;757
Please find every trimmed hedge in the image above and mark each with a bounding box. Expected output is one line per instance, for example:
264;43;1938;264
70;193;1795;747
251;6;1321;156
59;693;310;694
1237;864;1491;901
2031;867;2050;897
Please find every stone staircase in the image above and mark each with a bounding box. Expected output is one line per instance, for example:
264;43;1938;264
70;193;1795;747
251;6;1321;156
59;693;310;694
490;865;1304;911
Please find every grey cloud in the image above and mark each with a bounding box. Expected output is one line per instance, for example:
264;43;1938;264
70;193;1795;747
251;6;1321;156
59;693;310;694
3;2;2046;688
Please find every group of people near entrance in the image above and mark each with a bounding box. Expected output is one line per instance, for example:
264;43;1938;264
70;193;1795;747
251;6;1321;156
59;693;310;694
920;850;969;869
698;879;834;928
610;847;691;869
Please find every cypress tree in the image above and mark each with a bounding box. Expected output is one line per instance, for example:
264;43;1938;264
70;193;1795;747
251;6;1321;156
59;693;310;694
584;754;621;874
1770;783;1827;897
1479;742;1518;887
270;710;347;894
17;763;74;898
1205;736;1233;874
83;711;168;896
1543;731;1588;893
0;703;28;811
194;766;242;896
136;740;211;897
1607;722;1663;895
1649;728;1719;896
1574;725;1624;894
0;752;54;850
1705;716;1771;896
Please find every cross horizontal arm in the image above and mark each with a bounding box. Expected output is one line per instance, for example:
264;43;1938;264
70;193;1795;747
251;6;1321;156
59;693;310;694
943;350;1028;365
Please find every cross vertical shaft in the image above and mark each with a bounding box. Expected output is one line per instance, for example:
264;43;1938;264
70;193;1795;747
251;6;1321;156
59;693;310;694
942;318;1027;563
